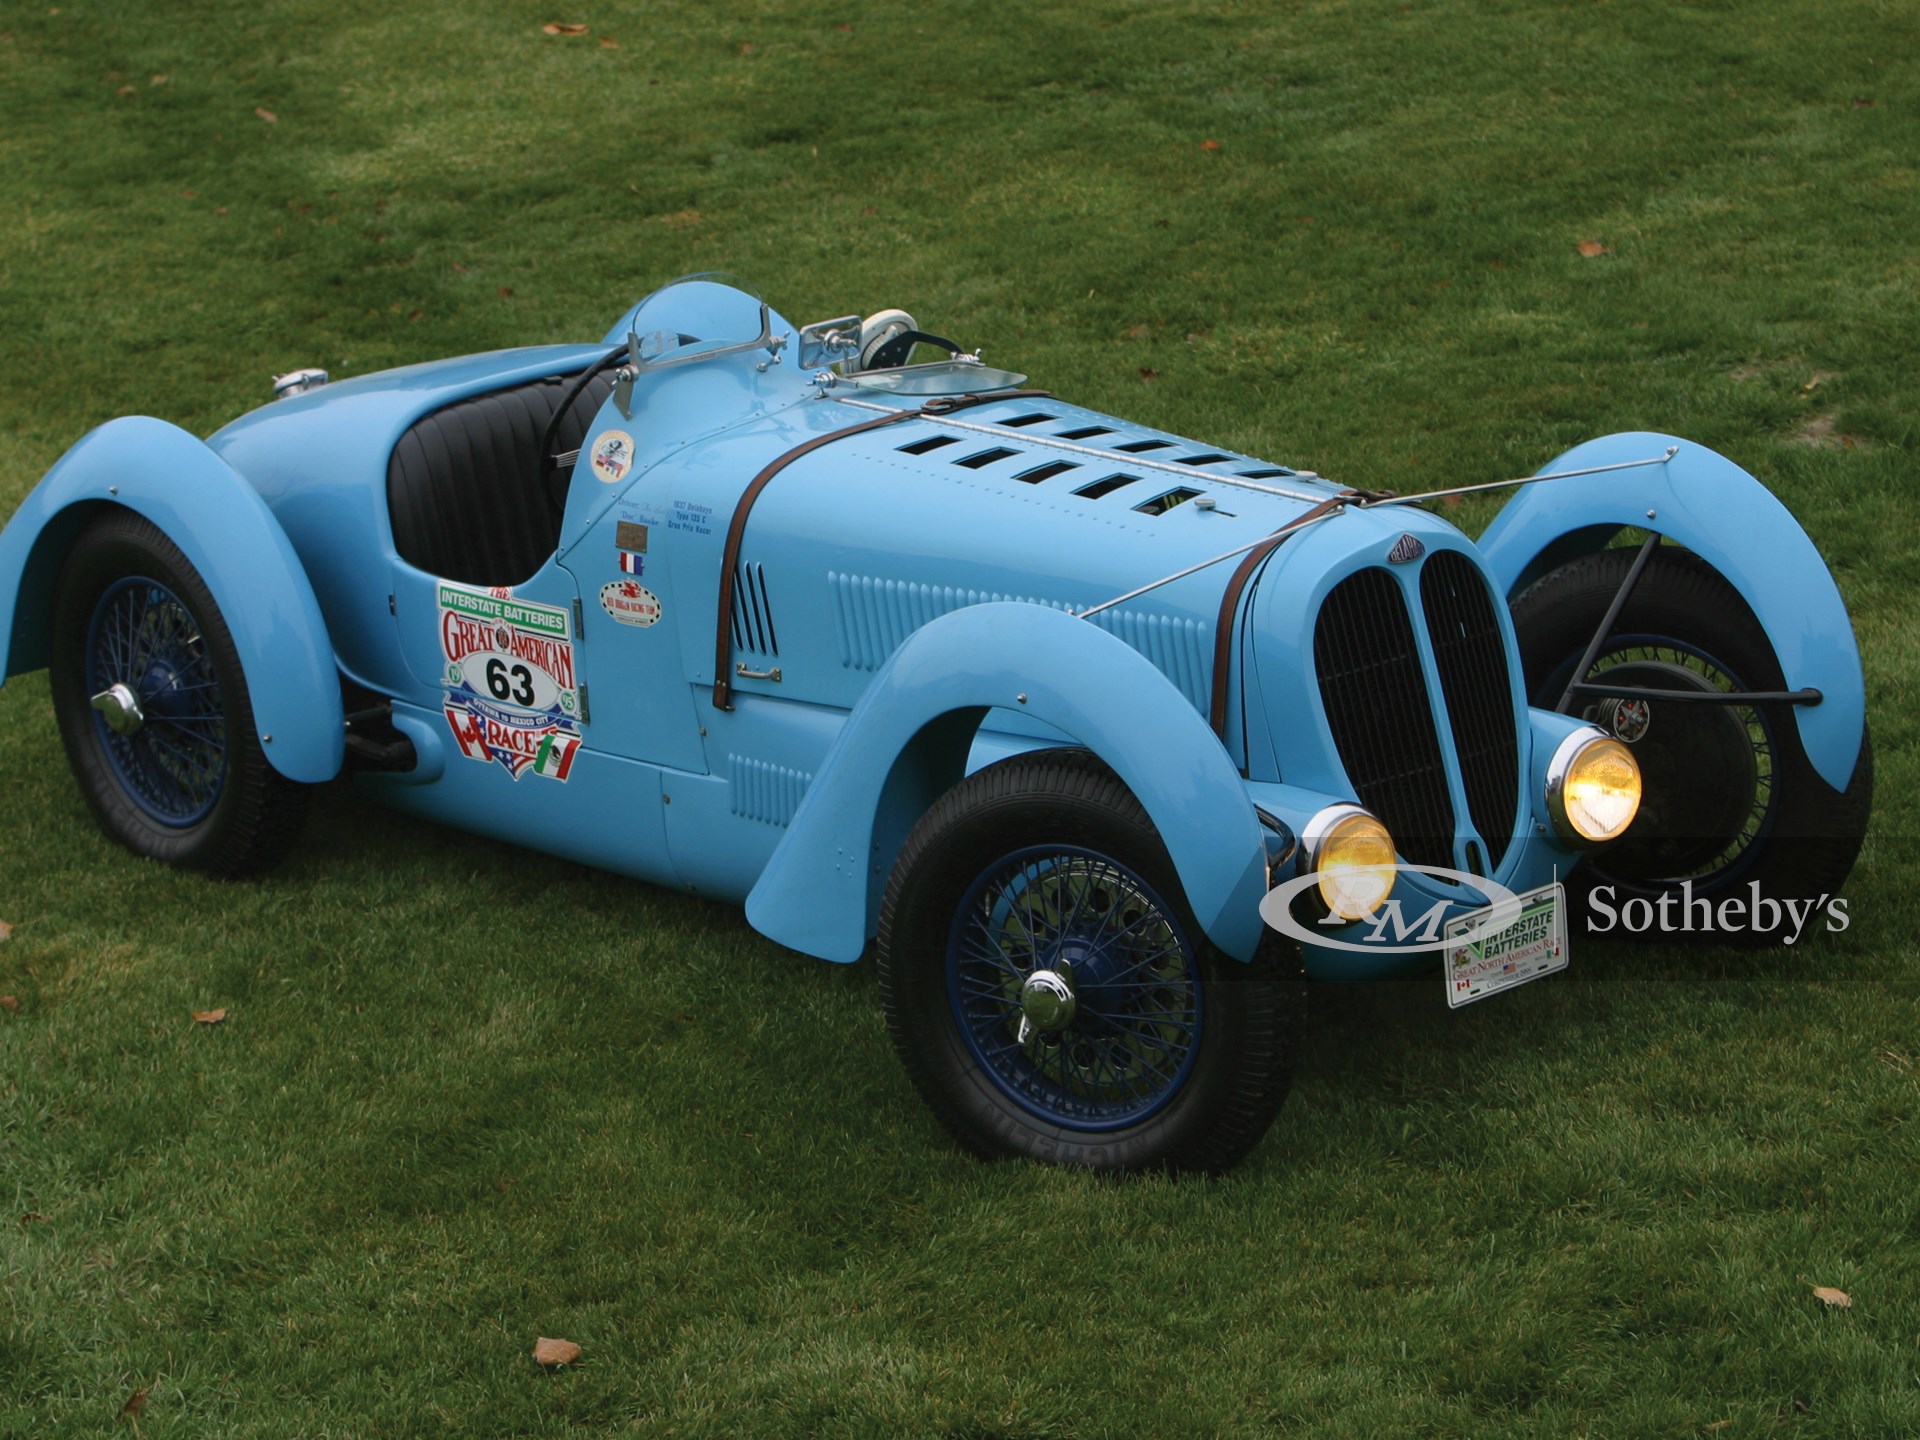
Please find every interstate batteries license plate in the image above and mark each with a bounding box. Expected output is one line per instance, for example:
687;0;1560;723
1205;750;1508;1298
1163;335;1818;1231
1443;882;1567;1009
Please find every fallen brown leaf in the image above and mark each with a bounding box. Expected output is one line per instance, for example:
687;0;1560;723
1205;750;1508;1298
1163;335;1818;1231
121;1385;150;1418
1125;324;1150;340
534;1336;581;1367
255;107;278;123
1812;1285;1852;1308
192;1008;227;1025
498;286;515;297
150;74;168;86
19;1211;45;1224
1576;239;1608;257
117;84;135;97
543;22;589;35
598;35;619;48
1138;367;1161;380
1705;1422;1730;1433
738;42;755;55
1200;139;1221;152
0;918;12;942
1852;98;1875;109
664;209;701;229
0;996;19;1014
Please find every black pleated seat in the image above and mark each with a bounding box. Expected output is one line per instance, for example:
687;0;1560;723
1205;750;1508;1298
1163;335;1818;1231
386;369;618;586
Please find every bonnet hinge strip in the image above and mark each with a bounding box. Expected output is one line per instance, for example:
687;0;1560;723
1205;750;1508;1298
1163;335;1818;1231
710;391;1053;711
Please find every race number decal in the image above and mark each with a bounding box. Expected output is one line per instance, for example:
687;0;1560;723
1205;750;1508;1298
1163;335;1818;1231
437;584;582;782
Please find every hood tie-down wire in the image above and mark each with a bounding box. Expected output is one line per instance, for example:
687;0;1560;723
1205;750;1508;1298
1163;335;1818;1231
1076;447;1680;619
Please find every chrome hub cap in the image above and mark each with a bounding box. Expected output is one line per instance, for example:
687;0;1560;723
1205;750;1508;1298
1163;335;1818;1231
90;682;145;737
1016;968;1077;1044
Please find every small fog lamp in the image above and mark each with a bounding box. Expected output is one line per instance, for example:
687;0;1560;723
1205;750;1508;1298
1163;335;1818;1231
1311;810;1398;920
1547;732;1643;845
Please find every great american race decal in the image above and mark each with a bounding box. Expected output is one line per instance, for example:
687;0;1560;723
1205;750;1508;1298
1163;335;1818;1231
437;584;582;782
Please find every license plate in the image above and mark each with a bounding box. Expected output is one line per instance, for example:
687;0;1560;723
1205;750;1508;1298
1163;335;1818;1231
1443;881;1567;1009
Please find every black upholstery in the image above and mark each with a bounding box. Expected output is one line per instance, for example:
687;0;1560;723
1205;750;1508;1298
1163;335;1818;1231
386;369;618;586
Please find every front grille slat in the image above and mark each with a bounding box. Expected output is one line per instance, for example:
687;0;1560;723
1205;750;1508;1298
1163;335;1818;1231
1420;553;1520;862
1313;569;1454;868
1312;555;1523;875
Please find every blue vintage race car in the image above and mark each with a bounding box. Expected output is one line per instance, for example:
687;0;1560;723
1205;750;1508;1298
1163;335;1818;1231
0;276;1872;1171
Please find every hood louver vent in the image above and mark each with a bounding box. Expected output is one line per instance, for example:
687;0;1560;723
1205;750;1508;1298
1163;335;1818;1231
730;560;778;656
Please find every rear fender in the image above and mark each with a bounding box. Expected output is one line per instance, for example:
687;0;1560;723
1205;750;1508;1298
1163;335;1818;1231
0;417;345;782
745;602;1269;963
1476;433;1866;792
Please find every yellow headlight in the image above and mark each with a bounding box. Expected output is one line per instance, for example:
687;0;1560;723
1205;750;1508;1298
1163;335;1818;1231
1548;733;1643;844
1313;810;1398;920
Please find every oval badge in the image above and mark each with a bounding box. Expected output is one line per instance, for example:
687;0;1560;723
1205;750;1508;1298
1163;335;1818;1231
590;429;635;484
600;580;661;627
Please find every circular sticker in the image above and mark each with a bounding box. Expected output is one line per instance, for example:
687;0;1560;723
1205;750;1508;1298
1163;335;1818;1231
590;430;635;484
600;580;661;628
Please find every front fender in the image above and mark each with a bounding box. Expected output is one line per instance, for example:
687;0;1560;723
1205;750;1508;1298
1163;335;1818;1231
0;417;345;782
1476;432;1866;793
745;602;1269;964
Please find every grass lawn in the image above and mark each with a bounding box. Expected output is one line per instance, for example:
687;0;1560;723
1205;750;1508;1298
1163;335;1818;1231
3;1;1918;1435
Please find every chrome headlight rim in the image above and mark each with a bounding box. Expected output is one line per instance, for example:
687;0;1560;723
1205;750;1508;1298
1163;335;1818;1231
1545;726;1642;847
1302;803;1375;867
1302;803;1398;921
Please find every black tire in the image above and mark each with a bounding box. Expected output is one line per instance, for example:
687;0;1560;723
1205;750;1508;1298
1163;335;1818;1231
1511;546;1871;944
877;749;1296;1172
48;510;308;877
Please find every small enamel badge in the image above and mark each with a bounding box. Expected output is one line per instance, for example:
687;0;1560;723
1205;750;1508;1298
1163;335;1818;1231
591;430;635;484
1387;533;1425;564
600;580;661;627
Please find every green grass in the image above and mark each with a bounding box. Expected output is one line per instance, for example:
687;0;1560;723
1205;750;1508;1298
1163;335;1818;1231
3;1;1918;1434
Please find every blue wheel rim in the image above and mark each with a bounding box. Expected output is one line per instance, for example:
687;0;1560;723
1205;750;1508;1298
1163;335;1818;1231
947;845;1202;1131
85;577;228;826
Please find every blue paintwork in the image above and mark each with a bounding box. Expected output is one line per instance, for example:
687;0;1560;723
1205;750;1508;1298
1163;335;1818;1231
0;280;1870;983
0;417;343;782
208;343;612;700
746;602;1270;962
1477;433;1867;792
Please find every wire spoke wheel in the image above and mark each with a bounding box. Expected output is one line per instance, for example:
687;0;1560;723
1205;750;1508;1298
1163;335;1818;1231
1513;546;1871;942
879;749;1297;1173
85;577;230;825
949;847;1201;1129
50;511;308;876
1545;636;1775;886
